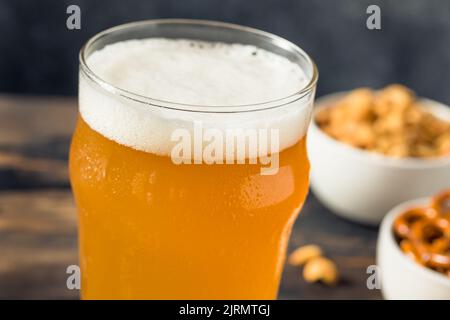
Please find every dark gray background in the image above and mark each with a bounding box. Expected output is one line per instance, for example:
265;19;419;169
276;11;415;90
0;0;449;103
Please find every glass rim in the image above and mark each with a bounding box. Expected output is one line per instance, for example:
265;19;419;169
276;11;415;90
79;19;318;113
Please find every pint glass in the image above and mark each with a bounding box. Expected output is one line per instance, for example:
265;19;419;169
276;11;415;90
70;20;317;299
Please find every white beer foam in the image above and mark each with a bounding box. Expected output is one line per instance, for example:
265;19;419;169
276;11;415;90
80;38;313;157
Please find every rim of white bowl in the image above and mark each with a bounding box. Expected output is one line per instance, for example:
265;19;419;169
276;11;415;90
311;92;450;169
381;197;450;285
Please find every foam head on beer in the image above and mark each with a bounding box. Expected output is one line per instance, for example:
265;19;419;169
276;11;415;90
80;38;312;171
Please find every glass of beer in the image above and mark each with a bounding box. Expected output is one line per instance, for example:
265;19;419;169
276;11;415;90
70;19;317;299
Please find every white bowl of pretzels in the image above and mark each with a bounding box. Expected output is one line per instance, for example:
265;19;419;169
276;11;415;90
377;190;450;299
308;85;450;225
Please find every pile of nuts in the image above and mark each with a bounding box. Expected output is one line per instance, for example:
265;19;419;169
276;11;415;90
288;244;338;285
393;189;450;277
315;84;450;158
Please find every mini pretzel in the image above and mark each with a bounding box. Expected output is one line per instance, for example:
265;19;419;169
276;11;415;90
428;237;450;269
393;207;437;239
399;239;424;265
409;218;450;269
394;190;450;277
431;190;450;218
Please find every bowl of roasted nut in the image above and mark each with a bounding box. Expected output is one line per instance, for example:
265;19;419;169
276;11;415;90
377;189;450;299
308;84;450;225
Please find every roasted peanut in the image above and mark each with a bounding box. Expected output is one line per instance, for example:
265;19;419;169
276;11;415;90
288;244;322;266
377;84;414;111
437;133;450;156
341;88;374;121
303;256;338;285
316;85;450;159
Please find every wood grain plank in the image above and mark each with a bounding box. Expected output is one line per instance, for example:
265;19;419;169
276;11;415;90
0;95;76;189
0;190;78;299
0;95;77;148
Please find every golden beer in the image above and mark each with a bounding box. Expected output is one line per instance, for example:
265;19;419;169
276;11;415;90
70;20;317;299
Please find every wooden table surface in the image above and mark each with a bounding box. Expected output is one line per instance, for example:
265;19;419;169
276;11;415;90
0;95;381;300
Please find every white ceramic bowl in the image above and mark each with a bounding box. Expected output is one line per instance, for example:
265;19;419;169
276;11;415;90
308;93;450;225
377;197;450;299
